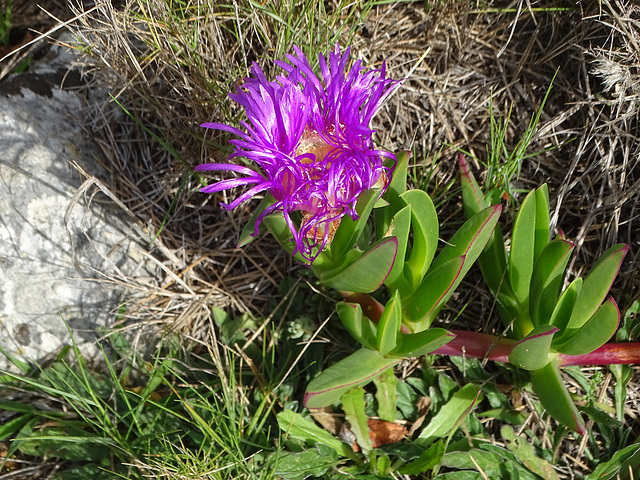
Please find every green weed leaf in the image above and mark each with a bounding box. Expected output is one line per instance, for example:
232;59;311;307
342;388;372;454
501;425;560;480
416;384;482;446
584;441;640;480
399;441;445;475
16;428;110;461
373;368;397;423
304;349;401;409
273;448;339;480
277;410;357;461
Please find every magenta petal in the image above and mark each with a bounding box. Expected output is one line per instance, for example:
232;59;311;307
199;176;262;194
198;44;398;262
195;163;257;176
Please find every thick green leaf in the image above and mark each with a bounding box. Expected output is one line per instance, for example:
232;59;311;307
567;244;628;329
377;291;402;355
430;205;502;271
548;278;582;331
237;193;276;247
277;410;357;460
382;205;412;289
304;349;401;409
530;361;585;432
402;257;464;325
388;151;410;198
533;184;550;259
458;154;489;215
375;152;410;236
509;325;558;371
390;328;455;357
342;388;372;454
502;424;560;480
509;189;537;306
336;302;378;350
416;384;482;447
401;207;500;328
529;239;574;326
329;188;381;259
553;297;620;355
262;214;306;262
319;237;398;293
459;156;515;314
400;189;439;289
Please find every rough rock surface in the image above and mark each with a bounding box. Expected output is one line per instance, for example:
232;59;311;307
0;39;159;372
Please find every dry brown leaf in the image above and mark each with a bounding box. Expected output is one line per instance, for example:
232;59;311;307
408;396;432;437
367;419;408;448
310;406;343;436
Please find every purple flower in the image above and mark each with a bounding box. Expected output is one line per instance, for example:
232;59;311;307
197;45;399;262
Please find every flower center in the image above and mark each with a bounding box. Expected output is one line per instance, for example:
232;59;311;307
295;128;342;247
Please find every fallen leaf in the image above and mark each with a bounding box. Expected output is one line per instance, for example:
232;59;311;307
310;406;343;436
368;419;407;448
408;396;432;437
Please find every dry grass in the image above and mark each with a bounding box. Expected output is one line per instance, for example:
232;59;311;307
3;0;639;476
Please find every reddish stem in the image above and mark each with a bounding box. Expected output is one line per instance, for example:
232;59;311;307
557;343;640;367
431;329;516;363
341;292;640;367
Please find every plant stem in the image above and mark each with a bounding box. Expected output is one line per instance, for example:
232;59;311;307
557;343;640;367
432;329;516;363
432;331;640;366
344;292;640;366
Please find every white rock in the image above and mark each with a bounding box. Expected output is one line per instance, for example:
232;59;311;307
0;40;160;372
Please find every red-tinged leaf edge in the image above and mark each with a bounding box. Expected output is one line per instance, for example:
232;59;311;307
319;237;399;293
304;348;401;409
